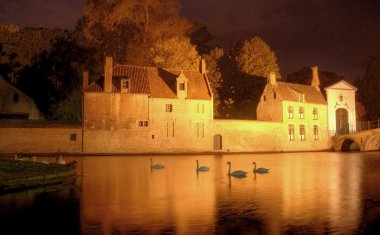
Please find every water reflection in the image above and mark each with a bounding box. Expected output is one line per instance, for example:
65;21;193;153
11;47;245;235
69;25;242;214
2;153;380;234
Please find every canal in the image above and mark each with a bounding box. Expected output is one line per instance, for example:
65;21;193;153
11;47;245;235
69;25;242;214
1;152;380;234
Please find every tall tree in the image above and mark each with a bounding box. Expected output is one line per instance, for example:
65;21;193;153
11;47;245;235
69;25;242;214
233;36;280;79
358;57;380;120
17;36;96;121
82;0;192;65
203;47;224;117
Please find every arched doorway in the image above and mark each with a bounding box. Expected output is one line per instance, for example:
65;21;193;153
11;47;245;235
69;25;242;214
214;134;222;150
336;108;349;135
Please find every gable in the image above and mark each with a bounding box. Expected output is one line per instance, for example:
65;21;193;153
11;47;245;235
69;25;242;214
324;80;357;91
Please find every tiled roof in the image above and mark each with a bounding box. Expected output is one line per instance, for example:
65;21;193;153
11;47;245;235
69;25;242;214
85;65;211;100
269;82;326;104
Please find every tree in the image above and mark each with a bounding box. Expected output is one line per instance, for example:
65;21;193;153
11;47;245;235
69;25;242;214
357;57;380;120
233;36;280;79
82;0;192;65
16;36;96;120
203;47;224;117
149;36;199;70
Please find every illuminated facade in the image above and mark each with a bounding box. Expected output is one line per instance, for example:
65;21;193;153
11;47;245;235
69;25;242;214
80;58;357;153
256;67;329;149
325;80;357;135
82;57;214;153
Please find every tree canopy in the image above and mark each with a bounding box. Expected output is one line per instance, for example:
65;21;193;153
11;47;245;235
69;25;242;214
233;36;280;79
149;36;199;70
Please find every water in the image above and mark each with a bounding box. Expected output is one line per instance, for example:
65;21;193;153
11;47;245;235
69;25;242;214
2;152;380;235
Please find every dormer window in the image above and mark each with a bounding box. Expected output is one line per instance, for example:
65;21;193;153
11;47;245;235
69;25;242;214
121;78;129;92
299;94;305;102
179;82;185;90
176;71;188;99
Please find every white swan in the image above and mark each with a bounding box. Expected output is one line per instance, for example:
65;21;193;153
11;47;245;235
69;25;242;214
196;160;209;172
252;162;270;174
150;158;165;169
227;161;247;177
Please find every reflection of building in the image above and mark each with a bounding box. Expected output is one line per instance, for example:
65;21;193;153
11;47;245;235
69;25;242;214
0;76;44;120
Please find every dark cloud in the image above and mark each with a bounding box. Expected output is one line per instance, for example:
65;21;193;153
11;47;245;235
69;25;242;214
0;0;86;29
181;0;380;81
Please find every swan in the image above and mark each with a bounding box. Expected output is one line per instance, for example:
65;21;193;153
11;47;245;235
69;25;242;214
150;158;165;169
227;161;247;177
196;160;209;172
252;162;270;174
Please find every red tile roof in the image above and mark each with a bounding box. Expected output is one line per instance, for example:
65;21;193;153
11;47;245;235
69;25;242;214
85;65;211;100
269;82;326;104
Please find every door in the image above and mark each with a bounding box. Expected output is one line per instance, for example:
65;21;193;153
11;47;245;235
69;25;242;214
336;108;349;134
214;134;222;150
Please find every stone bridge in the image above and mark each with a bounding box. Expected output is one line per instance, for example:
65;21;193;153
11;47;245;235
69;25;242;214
332;128;380;152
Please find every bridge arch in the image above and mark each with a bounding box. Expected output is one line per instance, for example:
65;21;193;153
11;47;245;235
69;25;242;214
340;138;360;152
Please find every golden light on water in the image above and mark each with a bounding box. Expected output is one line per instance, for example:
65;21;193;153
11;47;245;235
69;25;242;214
78;153;364;234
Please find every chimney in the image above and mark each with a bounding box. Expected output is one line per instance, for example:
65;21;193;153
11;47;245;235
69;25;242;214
200;58;207;75
82;69;89;92
268;71;277;86
104;56;113;92
311;66;320;91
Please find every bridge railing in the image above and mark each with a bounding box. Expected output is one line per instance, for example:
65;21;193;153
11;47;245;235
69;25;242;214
356;119;380;132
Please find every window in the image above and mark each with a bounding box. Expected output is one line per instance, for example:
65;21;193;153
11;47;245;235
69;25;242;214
288;124;294;141
166;121;174;137
299;107;304;119
196;122;205;138
313;108;318;120
299;94;305;102
121;79;130;92
313;125;319;140
138;120;149;127
288;106;294;119
166;104;172;112
273;92;277;99
339;95;343;102
122;80;129;89
263;95;266;102
179;82;185;90
70;134;77;141
13;94;19;102
196;103;204;113
300;125;306;140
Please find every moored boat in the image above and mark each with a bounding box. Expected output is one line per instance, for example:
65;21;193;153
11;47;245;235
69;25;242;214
0;159;78;193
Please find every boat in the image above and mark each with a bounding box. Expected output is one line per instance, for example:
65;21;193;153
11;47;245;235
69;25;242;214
0;158;78;194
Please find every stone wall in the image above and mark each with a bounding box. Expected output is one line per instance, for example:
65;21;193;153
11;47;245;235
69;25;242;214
0;127;82;154
213;119;331;152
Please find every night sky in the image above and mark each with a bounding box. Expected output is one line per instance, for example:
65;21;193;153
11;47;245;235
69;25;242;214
1;0;379;82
